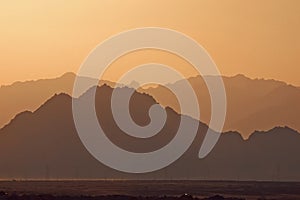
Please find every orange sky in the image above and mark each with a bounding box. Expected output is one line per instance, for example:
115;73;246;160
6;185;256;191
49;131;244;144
0;0;299;86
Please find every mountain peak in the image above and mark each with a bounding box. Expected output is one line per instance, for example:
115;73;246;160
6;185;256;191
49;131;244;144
233;73;247;78
248;126;300;140
60;72;76;79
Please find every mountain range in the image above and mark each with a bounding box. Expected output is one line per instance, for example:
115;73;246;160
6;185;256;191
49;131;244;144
0;85;300;181
1;72;300;138
142;74;300;138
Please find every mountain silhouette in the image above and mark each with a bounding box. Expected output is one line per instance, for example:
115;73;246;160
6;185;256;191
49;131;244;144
143;74;300;138
0;73;116;129
1;72;300;138
0;85;300;181
0;72;75;130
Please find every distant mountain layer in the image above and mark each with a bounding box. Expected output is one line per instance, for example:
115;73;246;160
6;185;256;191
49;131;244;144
0;73;115;129
1;72;300;138
142;74;300;138
0;85;300;181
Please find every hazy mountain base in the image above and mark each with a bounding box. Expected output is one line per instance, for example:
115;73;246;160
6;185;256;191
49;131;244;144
0;85;300;181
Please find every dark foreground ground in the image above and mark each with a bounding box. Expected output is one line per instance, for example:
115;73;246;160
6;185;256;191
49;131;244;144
1;180;300;200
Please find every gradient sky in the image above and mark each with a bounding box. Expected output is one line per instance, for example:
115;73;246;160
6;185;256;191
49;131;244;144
0;0;299;86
